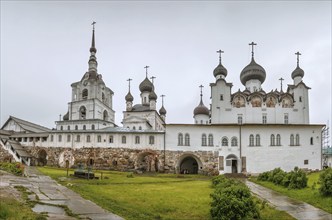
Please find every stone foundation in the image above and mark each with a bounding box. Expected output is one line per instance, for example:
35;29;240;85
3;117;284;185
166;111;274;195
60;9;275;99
0;145;14;163
26;146;219;175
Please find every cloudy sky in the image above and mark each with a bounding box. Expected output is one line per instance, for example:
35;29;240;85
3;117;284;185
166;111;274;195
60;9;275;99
1;1;331;130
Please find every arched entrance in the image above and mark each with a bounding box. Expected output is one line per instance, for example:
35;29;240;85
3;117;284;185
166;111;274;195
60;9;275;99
177;153;203;174
38;149;47;166
226;154;238;173
136;151;159;172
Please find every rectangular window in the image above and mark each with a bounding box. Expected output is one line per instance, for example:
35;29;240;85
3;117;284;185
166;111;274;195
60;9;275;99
149;136;155;145
58;135;62;142
284;114;289;124
299;96;302;102
304;160;309;165
109;135;113;143
50;135;54;142
122;136;126;144
97;135;101;143
220;94;223;101
135;136;140;144
67;135;71;142
76;135;80;142
262;114;267;124
238;114;243;124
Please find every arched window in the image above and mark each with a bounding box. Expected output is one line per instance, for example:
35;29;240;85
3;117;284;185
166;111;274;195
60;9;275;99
109;135;113;143
97;135;101;142
87;135;91;143
255;134;260;146
103;110;108;121
91;124;95;130
276;134;281;146
290;134;294;146
122;136;126;144
82;89;88;100
249;135;254;146
310;137;313;145
222;137;228;146
79;106;87;119
296;134;300;146
135;136;140;144
178;133;183;146
133;126;136;130
67;135;71;142
185;133;190;146
60;126;63;130
231;137;238;146
67;125;70;130
58;135;62;142
202;134;207;146
75;125;78;130
76;135;80;142
83;125;86;130
149;136;155;145
270;134;275;146
50;135;54;142
139;126;142;130
208;134;214;146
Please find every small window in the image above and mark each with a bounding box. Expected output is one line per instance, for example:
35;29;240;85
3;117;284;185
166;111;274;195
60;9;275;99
231;137;238;146
208;134;214;146
149;136;155;145
221;137;228;146
184;133;190;146
299;96;302;102
79;106;87;119
122;136;126;144
133;126;136;130
91;124;95;130
256;134;260;146
284;114;289;124
83;125;86;130
249;135;254;146
76;135;80;142
202;134;207;146
220;94;223;101
75;125;78;130
295;134;300;146
238;115;243;124
67;135;71;142
276;134;281;146
87;135;91;143
310;137;313;145
109;135;113;143
304;160;309;165
270;134;275;146
139;126;142;130
262;114;267;124
97;135;101;142
60;126;63;130
178;133;183;146
135;136;140;144
58;135;62;142
82;89;88;100
67;125;70;130
290;134;294;146
50;135;54;142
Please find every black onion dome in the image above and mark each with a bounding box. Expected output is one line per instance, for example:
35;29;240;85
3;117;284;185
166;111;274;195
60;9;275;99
193;100;209;116
139;77;153;92
149;90;157;100
63;111;69;121
213;63;228;78
159;106;167;115
291;66;304;79
125;91;134;102
240;58;266;85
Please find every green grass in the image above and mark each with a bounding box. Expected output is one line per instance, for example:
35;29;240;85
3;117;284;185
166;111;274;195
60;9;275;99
0;193;46;220
250;171;332;214
38;167;294;220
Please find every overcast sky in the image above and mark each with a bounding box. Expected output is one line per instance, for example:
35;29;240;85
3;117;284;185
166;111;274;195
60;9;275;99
1;1;331;131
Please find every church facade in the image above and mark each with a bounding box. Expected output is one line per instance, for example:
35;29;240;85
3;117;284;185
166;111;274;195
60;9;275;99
0;27;324;175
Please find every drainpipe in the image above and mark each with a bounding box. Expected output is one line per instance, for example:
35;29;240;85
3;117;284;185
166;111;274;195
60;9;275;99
239;123;242;173
163;129;166;172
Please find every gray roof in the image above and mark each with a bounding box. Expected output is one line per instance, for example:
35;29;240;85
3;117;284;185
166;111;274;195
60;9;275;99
1;116;51;133
132;104;151;112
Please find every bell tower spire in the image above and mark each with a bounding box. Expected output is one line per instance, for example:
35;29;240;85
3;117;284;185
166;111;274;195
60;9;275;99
88;21;98;74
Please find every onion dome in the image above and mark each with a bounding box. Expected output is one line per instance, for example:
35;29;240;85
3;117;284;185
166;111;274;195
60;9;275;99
159;105;167;115
139;77;153;93
240;58;266;85
125;91;133;102
193;100;209;116
63;111;69;121
292;52;304;79
213;63;228;78
149;90;157;100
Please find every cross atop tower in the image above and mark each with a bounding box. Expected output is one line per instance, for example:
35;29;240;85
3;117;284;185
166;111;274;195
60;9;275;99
216;50;224;64
279;77;284;91
199;85;204;97
161;94;165;105
92;21;96;30
127;78;132;91
295;51;301;66
150;76;156;84
144;66;150;77
249;41;257;58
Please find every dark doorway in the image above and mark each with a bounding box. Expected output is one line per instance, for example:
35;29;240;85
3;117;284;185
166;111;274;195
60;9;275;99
180;157;198;174
231;160;237;173
38;149;47;166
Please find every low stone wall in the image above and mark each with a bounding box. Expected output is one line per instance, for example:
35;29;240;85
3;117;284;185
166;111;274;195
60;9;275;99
26;146;219;175
0;145;14;163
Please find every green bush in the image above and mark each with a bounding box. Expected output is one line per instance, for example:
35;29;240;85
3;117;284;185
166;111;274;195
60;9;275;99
257;171;270;181
0;162;24;175
270;168;286;185
319;167;332;196
210;176;260;220
288;167;307;189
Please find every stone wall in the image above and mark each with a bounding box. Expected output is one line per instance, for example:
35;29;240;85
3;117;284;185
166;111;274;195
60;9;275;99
0;145;14;163
26;146;219;175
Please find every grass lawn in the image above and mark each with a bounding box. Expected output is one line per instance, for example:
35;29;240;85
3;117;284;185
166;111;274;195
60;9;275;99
250;171;332;214
38;167;294;220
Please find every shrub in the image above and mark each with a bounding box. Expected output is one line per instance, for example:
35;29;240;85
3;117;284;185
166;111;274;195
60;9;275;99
211;175;237;188
210;182;260;220
271;168;286;185
319;167;332;196
0;162;24;175
257;171;270;181
288;167;307;189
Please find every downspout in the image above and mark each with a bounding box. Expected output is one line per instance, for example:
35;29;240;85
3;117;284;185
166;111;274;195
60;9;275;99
321;125;326;170
163;126;166;173
239;123;242;173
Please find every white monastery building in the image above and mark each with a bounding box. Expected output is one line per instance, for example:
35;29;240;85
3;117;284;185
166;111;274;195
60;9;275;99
0;26;325;175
